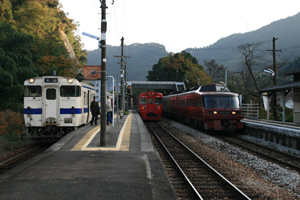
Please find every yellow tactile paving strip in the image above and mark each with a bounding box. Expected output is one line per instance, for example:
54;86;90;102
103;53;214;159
71;113;132;151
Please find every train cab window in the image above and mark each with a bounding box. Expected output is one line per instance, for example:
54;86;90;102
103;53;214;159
60;86;81;97
155;98;162;104
204;96;239;108
140;98;147;104
24;86;42;97
46;89;56;100
149;98;154;104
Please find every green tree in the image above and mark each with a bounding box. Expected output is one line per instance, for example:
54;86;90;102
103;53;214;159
0;0;13;22
147;51;212;88
0;0;88;113
0;23;41;112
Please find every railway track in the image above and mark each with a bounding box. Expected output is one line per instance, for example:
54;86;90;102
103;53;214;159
217;135;300;172
147;122;252;200
0;144;51;174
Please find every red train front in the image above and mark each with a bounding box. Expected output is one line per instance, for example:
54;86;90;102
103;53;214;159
163;84;244;130
138;92;163;121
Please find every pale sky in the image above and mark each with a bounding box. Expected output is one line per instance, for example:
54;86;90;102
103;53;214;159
59;0;300;53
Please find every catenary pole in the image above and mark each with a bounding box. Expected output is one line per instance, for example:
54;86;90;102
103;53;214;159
100;0;107;146
114;37;130;119
266;37;281;121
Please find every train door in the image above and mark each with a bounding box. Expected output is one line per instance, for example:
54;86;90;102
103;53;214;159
44;87;59;123
86;90;91;123
148;97;154;113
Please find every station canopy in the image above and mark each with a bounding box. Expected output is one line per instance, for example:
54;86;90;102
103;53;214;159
129;81;186;91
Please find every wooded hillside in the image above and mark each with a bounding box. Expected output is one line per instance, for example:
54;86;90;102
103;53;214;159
0;0;87;112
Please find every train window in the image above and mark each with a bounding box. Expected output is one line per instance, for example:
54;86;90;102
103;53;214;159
189;98;193;106
60;86;81;97
44;78;58;83
140;98;147;104
179;99;185;107
204;96;239;108
149;98;154;104
84;92;87;105
46;89;56;100
24;86;42;97
155;98;162;104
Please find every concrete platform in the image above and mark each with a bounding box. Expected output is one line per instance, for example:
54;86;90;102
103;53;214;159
0;111;177;200
242;118;300;150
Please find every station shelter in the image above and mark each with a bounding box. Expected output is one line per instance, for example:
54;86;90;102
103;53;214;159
259;69;300;123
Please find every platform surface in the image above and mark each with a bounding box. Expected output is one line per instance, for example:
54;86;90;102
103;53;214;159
242;117;300;135
0;111;177;200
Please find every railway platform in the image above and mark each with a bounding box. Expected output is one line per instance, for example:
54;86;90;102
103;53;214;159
242;118;300;150
0;111;177;200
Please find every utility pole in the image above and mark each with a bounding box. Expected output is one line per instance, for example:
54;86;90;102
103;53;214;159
266;37;281;121
114;37;130;119
100;0;107;146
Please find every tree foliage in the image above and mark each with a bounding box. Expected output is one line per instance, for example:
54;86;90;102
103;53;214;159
0;0;87;112
147;51;212;89
0;23;41;112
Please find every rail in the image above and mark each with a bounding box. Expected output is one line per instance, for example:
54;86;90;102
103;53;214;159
148;122;251;200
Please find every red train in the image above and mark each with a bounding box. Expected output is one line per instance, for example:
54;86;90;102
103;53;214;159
163;84;244;130
137;92;163;120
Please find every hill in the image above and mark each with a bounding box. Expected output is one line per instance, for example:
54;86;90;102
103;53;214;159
186;12;300;71
87;13;300;80
87;43;168;81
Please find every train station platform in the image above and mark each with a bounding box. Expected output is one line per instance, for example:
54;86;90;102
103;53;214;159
0;111;177;200
242;118;300;150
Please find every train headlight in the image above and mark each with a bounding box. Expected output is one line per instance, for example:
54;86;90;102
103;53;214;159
29;78;35;84
68;78;73;84
232;111;236;115
213;111;218;115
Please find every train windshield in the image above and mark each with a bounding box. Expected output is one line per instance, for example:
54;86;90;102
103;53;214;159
204;96;239;108
140;98;147;104
24;86;42;97
60;86;81;97
155;98;162;104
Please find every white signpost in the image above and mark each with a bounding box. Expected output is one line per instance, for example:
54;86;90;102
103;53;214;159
95;81;101;102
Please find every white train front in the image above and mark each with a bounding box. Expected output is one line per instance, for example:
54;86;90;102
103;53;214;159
24;76;96;138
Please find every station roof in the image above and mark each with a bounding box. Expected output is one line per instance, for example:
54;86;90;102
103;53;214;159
259;81;300;92
129;81;186;91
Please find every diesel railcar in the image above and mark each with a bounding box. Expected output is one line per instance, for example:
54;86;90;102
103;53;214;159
137;92;163;121
24;76;95;138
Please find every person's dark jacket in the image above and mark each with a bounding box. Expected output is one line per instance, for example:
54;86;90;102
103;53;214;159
91;100;100;116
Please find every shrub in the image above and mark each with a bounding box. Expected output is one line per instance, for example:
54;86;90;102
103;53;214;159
0;109;23;136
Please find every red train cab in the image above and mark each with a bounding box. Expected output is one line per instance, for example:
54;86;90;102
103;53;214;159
138;92;163;121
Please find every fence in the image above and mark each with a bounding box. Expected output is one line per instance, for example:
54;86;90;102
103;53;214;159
241;103;259;118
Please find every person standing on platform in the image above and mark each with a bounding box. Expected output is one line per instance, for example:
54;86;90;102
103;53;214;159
106;96;112;125
90;96;100;125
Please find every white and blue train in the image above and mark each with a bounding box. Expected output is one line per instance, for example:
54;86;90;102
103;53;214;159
24;76;96;139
